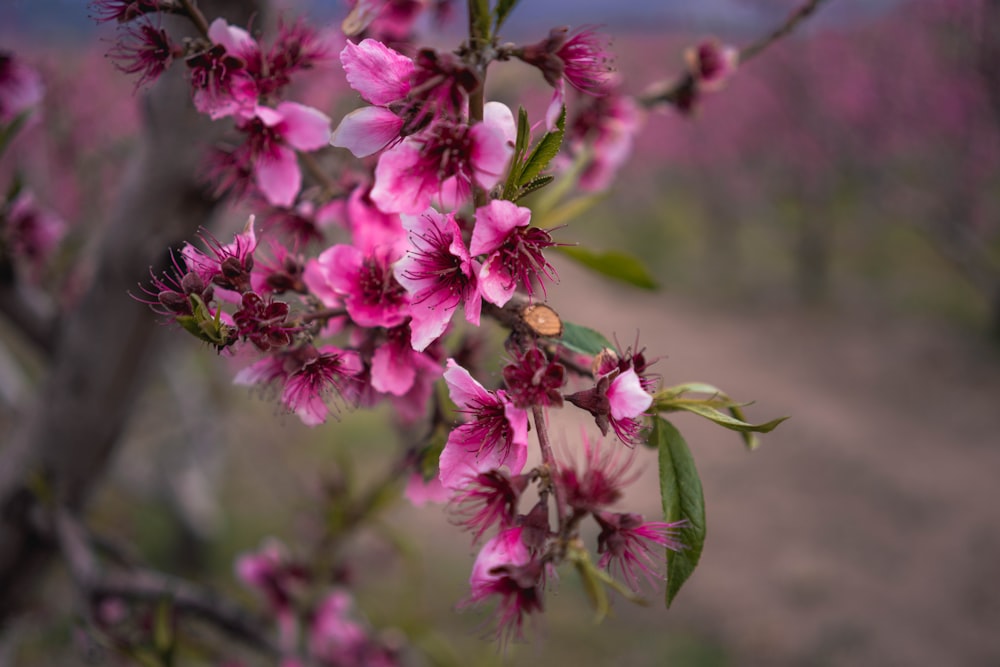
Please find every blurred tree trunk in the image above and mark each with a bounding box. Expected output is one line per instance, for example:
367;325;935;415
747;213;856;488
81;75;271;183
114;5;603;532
977;0;1000;337
0;0;264;626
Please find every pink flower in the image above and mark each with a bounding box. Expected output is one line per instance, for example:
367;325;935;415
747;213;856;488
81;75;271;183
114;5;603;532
107;19;178;89
232;292;297;351
2;191;65;271
449;470;529;543
182;216;259;294
331;41;479;158
686;40;738;91
89;0;158;23
567;82;643;192
470;200;558;306
187;19;260;119
565;368;652;446
304;243;409;329
258;19;338;97
370;115;513;215
595;512;685;593
0;53;43;124
394;208;481;351
282;345;363;425
556;432;638;512
519;26;614;97
234;103;331;207
501;345;565;409
463;527;543;644
438;359;528;490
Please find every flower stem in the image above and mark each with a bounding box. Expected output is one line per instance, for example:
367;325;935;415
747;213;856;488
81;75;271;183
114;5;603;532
531;404;566;527
178;0;211;39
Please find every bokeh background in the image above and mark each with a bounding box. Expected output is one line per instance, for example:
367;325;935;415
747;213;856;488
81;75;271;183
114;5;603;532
2;0;999;665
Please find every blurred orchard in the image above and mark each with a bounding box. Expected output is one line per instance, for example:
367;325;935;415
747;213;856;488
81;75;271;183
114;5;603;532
1;0;999;666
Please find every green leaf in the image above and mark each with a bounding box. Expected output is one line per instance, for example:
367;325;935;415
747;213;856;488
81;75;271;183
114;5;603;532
556;246;658;290
653;416;705;608
560;321;614;357
493;0;521;31
532;191;606;228
471;0;491;40
502;106;532;200
661;401;788;437
569;546;611;623
153;598;175;662
519;106;565;186
514;175;554;200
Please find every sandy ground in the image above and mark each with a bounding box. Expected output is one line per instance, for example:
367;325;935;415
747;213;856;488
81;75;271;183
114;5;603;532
538;261;1000;666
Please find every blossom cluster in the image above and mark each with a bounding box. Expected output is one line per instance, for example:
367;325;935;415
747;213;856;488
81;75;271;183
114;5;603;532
79;0;748;654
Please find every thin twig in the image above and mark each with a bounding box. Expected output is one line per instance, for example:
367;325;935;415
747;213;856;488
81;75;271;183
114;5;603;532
53;508;283;659
178;0;212;38
638;0;831;109
739;0;830;64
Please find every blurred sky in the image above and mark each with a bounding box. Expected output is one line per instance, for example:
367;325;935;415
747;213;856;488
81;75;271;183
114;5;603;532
1;0;909;42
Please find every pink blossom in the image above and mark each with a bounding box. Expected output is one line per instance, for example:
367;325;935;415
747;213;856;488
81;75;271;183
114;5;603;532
304;243;409;329
0;53;43;124
341;38;414;106
596;512;686;593
470;200;558;306
282;345;363;425
686;39;738;91
556;431;638;512
89;0;158;23
501;345;565;409
107;19;178;89
449;470;528;543
187;19;260;119
463;527;543;644
565;368;652;446
518;26;614;97
182;216;259;295
343;185;407;257
2;191;65;271
394;208;481;351
370;116;512;214
234;103;331;207
439;360;528;490
568;83;643;192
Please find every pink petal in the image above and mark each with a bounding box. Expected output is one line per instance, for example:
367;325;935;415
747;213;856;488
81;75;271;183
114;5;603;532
607;369;653;421
370;343;416;395
546;82;565;131
484;101;517;145
404;472;450;507
470;199;531;256
276;102;331;150
370;140;432;215
477;254;515;307
330;106;404;158
469;121;513;191
340;39;413;105
443;359;491;411
255;145;301;207
208;18;259;59
406;299;453;352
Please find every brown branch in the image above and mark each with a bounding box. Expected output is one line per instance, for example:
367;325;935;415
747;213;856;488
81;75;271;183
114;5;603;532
178;0;212;38
0;282;56;355
0;0;266;630
54;508;283;659
638;0;831;110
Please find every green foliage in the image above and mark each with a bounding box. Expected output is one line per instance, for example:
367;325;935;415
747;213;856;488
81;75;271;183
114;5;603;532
557;246;659;290
175;295;237;350
502;106;565;202
654;382;788;450
559;321;614;356
493;0;520;31
653;417;705;608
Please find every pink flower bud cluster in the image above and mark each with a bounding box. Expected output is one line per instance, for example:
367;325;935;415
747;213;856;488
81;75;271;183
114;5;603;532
236;539;400;666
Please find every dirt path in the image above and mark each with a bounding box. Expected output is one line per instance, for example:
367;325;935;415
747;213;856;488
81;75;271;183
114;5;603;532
548;261;1000;666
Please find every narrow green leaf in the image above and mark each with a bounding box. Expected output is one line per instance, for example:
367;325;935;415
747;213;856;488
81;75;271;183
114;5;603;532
153;598;174;660
653;417;705;608
514;175;554;200
556;246;658;290
502;106;531;199
729;404;762;451
493;0;521;31
662;402;788;435
519;106;565;186
657;382;727;401
570;548;610;623
560;321;614;357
